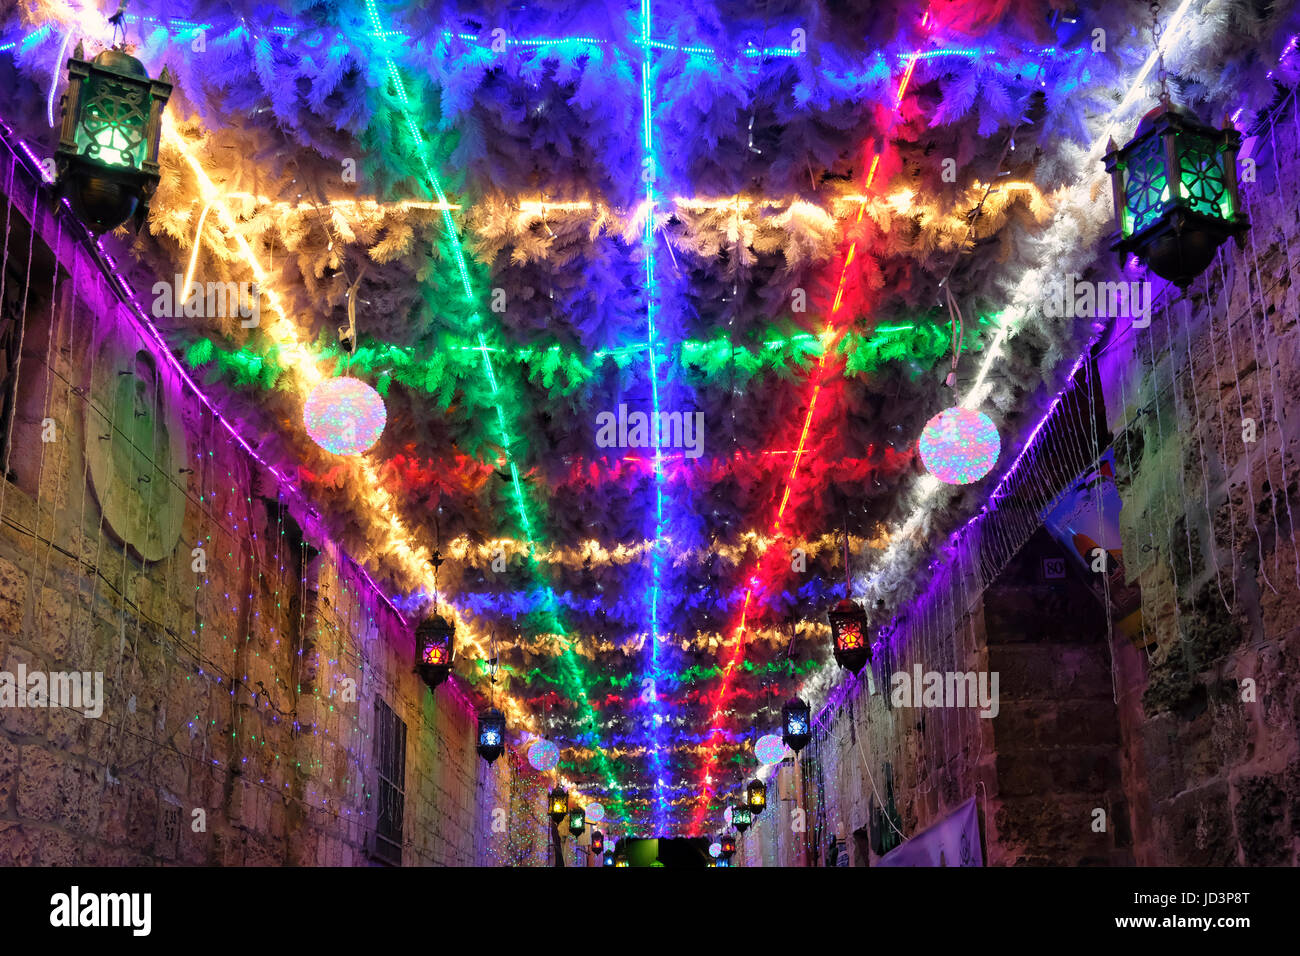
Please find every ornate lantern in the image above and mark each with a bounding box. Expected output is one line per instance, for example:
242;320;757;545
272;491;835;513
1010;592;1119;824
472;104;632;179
1103;101;1247;287
55;43;172;233
569;807;586;836
415;613;455;689
590;830;604;854
603;850;615;867
719;833;736;858
716;856;731;867
548;785;568;825
731;804;752;834
781;697;811;754
745;779;767;816
475;707;506;763
614;853;630;868
829;599;870;672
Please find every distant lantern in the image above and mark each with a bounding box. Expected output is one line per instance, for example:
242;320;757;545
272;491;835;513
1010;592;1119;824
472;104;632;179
731;804;753;834
603;850;615;867
590;830;604;854
706;858;717;868
528;738;560;773
303;376;387;456
754;734;791;766
614;853;630;868
55;43;172;233
548;786;568;825
829;598;870;673
716;856;731;867
414;613;455;689
781;697;812;754
569;807;586;836
1103;102;1248;287
919;407;1000;485
476;707;506;763
745;779;767;816
719;834;737;858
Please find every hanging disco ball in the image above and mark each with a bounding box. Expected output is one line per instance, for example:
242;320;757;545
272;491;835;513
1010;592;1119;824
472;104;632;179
755;734;791;766
584;802;605;824
303;376;386;456
708;842;722;859
918;406;1000;485
528;738;560;773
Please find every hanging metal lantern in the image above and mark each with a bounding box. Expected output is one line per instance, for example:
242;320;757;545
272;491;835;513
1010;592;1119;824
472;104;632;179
614;853;630;868
475;707;505;763
1103;102;1248;287
829;598;870;672
719;833;736;858
548;785;568;825
415;613;455;689
731;804;753;834
590;830;604;854
716;856;731;867
745;779;767;816
603;850;615;867
55;43;172;233
781;697;811;753
569;807;586;836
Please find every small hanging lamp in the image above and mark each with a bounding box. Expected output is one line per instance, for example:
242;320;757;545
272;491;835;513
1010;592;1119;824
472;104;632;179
475;707;505;763
590;830;604;855
731;804;753;834
745;779;767;816
548;785;568;825
719;833;736;858
829;507;870;672
569;806;586;836
781;697;811;754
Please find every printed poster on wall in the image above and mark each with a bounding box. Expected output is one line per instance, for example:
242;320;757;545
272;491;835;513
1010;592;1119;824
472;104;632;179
877;796;983;867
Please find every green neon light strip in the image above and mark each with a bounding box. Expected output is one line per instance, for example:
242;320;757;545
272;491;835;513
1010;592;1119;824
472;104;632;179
361;0;626;820
183;316;993;398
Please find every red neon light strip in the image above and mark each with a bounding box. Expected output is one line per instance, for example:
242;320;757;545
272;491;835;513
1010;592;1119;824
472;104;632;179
689;48;923;833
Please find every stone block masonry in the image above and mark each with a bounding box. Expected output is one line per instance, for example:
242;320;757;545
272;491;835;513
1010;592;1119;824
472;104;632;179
0;155;549;867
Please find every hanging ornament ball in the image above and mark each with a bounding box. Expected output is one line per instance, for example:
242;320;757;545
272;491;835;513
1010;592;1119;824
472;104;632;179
584;802;605;824
723;806;732;825
755;734;792;766
709;842;722;859
528;738;560;773
919;407;1000;485
303;376;386;456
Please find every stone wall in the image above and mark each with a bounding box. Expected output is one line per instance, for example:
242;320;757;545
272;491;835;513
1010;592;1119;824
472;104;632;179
0;152;548;866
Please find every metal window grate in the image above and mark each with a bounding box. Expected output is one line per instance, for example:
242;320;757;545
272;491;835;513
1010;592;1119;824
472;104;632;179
371;696;406;866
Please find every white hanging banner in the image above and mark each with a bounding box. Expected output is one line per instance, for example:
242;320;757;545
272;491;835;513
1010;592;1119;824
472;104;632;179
877;796;982;867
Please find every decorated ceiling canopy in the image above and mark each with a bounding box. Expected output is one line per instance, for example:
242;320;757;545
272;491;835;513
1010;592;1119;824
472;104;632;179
3;0;1295;837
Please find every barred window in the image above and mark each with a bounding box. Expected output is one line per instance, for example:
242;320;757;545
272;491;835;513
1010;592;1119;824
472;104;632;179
370;696;407;866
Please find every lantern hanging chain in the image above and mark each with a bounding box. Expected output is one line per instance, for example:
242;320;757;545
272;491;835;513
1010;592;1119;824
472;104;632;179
108;0;129;49
430;510;443;612
1151;0;1171;106
944;283;966;395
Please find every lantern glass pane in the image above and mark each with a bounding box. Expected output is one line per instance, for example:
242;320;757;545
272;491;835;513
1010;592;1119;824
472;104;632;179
77;74;148;169
836;618;865;651
1177;133;1232;221
1121;134;1170;236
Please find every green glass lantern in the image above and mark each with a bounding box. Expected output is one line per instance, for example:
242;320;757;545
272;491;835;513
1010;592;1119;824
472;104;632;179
731;804;752;834
568;807;586;836
1103;102;1248;287
55;43;172;233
